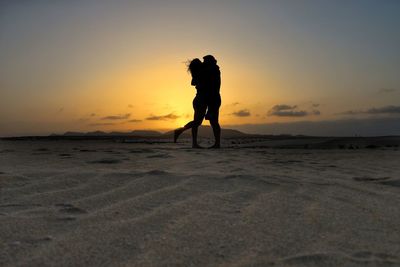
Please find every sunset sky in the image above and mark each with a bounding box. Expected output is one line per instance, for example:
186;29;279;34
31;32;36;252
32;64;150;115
1;0;400;136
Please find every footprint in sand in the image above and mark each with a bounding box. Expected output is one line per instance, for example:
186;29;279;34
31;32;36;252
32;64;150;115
79;149;97;152
353;176;390;182
146;153;172;159
56;216;77;221
34;148;49;152
55;203;86;222
55;203;87;214
88;158;122;164
59;153;72;157
105;150;122;155
353;176;400;187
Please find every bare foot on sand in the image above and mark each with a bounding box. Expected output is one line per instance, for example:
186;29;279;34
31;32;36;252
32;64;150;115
192;144;203;149
209;144;220;149
174;128;184;143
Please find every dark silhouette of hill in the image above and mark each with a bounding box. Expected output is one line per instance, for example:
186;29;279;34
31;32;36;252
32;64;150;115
3;126;253;141
108;130;162;137
86;131;107;136
55;126;250;139
164;126;252;139
63;131;86;136
3;126;399;149
60;130;162;137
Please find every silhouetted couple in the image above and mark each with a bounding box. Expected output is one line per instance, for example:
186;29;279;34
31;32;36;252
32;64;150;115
174;55;221;148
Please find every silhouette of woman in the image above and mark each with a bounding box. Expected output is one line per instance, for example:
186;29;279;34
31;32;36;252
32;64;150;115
174;58;207;148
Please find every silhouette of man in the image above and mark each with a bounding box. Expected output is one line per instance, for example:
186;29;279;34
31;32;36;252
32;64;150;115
203;55;221;148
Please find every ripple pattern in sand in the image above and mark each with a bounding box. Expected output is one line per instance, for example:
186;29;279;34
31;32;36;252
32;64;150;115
1;141;400;266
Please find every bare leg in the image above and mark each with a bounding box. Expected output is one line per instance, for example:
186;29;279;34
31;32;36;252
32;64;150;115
174;127;185;143
174;119;198;143
191;126;202;148
174;96;206;146
174;112;205;145
209;119;221;148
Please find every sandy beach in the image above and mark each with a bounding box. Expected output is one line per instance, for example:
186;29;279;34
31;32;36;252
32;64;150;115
1;139;400;266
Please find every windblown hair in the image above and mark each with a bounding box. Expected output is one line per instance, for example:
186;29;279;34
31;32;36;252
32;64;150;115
187;58;202;75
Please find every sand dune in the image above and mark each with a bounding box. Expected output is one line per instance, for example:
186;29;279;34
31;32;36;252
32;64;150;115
1;140;400;266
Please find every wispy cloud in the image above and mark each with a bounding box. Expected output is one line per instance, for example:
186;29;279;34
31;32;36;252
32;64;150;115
271;110;308;117
146;113;180;121
127;119;142;123
101;113;131;120
270;104;297;111
231;109;251;117
342;105;400;115
268;104;320;117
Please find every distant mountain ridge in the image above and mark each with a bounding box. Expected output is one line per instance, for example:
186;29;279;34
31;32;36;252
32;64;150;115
162;127;251;139
53;126;253;139
57;130;163;137
4;128;400;150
